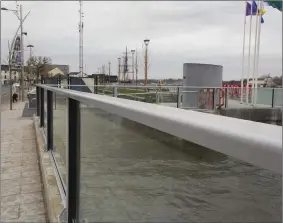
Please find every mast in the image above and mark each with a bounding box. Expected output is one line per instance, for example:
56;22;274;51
79;1;84;76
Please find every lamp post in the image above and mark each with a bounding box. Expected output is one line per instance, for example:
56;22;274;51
2;5;28;102
27;44;34;88
131;50;135;84
144;39;150;85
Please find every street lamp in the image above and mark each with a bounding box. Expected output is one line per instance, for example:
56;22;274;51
144;39;150;85
2;5;28;102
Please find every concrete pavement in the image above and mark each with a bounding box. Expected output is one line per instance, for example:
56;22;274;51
1;102;46;222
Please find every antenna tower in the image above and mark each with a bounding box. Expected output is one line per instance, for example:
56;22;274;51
78;0;84;76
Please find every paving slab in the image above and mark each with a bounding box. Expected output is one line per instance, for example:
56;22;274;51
1;102;46;223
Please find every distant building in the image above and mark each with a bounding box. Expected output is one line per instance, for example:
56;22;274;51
92;74;118;84
1;65;20;84
43;64;69;77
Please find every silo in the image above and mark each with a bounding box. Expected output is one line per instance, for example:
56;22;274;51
182;63;223;108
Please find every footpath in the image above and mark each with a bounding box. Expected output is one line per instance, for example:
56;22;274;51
1;102;46;222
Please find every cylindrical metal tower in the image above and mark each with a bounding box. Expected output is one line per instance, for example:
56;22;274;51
182;63;223;108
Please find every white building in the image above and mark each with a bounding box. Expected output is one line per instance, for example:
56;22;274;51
1;65;20;85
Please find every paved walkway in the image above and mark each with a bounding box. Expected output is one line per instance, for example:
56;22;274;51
1;102;46;222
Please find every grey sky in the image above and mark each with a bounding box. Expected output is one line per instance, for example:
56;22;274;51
1;1;282;80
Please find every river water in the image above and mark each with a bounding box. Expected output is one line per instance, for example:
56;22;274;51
79;106;281;223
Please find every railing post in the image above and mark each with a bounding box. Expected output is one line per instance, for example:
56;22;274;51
47;90;53;151
156;90;159;104
67;75;70;89
271;88;275;108
67;98;81;223
177;87;182;108
40;88;44;127
224;88;228;108
114;86;118;97
36;86;40;116
212;88;215;110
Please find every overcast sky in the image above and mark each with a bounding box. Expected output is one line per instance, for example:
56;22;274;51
1;1;282;80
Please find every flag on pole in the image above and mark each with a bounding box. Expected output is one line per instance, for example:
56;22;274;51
246;1;258;15
246;1;265;23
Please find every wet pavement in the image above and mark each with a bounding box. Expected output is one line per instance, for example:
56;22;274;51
1;102;46;222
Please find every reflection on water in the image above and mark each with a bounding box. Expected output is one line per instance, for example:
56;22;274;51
80;106;281;223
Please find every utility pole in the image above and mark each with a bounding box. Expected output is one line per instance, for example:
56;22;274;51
108;61;111;84
144;39;150;86
135;49;138;86
131;50;135;84
118;58;121;83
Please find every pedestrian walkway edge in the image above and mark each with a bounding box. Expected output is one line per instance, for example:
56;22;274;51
33;116;64;223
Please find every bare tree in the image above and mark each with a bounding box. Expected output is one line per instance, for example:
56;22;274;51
26;56;52;83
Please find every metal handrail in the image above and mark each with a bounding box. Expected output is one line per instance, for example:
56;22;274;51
37;84;282;174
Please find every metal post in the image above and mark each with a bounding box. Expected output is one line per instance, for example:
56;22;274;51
67;98;81;223
9;64;13;110
20;5;25;102
271;88;275;108
108;61;111;84
95;76;98;94
225;88;228;108
212;88;215;110
36;86;40;116
67;74;70;89
40;88;44;127
47;90;53;151
144;45;148;86
177;87;182;108
114;86;118;97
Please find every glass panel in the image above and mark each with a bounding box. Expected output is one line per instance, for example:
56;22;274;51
117;86;158;103
157;86;178;107
255;88;273;106
274;88;283;107
81;77;95;93
53;93;67;185
79;104;281;223
43;89;47;134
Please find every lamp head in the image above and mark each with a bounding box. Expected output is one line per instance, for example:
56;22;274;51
27;44;34;48
144;39;150;46
23;32;27;36
1;7;8;10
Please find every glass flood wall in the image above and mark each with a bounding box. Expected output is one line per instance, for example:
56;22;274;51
79;103;281;223
43;89;47;134
52;93;67;185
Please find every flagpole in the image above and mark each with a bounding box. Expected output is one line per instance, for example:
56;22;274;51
246;2;253;104
251;1;260;106
254;1;263;105
240;1;248;104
